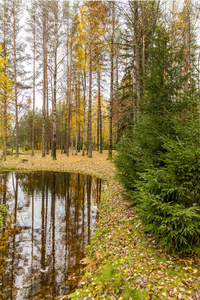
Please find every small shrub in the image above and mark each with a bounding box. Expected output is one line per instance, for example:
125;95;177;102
6;150;12;155
21;158;28;163
24;142;31;151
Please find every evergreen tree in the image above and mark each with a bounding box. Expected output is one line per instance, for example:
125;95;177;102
27;0;37;156
115;1;200;253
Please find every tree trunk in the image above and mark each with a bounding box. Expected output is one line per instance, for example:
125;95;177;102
88;35;92;158
99;96;103;154
75;82;78;155
163;37;167;121
13;2;19;156
142;2;146;77
71;112;73;155
66;41;72;156
46;76;49;154
134;1;140;109
3;93;7;161
88;4;93;158
108;1;115;159
82;71;86;156
3;21;8;161
97;69;100;152
78;81;81;152
116;45;120;144
198;54;200;141
108;44;113;159
52;1;58;160
42;2;47;157
163;2;167;121
32;15;36;156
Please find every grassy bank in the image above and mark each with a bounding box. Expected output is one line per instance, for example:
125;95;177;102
1;151;200;299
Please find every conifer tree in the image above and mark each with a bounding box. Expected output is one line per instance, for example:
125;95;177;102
27;0;37;155
49;0;59;160
42;0;47;157
115;0;200;253
63;1;79;156
11;0;24;156
80;1;106;157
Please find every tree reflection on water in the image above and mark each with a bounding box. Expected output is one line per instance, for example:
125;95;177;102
0;171;104;300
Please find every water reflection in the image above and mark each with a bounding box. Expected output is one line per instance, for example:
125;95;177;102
0;171;104;300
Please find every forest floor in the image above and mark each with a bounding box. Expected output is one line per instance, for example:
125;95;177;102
0;150;114;180
1;150;200;300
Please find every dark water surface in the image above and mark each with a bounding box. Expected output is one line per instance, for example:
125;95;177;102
0;171;105;300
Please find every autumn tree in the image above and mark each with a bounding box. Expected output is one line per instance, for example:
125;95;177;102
0;1;12;159
73;5;88;156
0;0;27;155
0;45;13;160
78;1;106;157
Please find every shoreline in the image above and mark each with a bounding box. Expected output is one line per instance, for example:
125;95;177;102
0;151;114;181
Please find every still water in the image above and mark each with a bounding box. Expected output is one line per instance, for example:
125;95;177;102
0;171;105;300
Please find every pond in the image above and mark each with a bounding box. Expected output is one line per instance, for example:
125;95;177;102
0;171;105;300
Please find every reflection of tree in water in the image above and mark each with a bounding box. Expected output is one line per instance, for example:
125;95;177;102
0;171;104;299
0;225;16;299
0;174;22;300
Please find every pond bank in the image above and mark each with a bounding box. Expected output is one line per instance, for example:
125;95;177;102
0;151;114;181
1;151;200;300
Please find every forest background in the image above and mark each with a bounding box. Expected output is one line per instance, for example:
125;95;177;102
1;0;200;254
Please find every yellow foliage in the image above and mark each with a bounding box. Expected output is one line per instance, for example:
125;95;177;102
73;1;106;73
0;45;14;138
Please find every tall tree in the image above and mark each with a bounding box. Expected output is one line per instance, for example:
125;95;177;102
87;2;93;158
12;0;22;156
82;1;106;157
97;68;101;152
0;45;13;161
74;6;88;155
63;1;79;156
0;1;13;160
108;1;115;159
42;0;47;157
32;7;36;156
27;0;37;156
101;0;120;158
51;0;59;160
